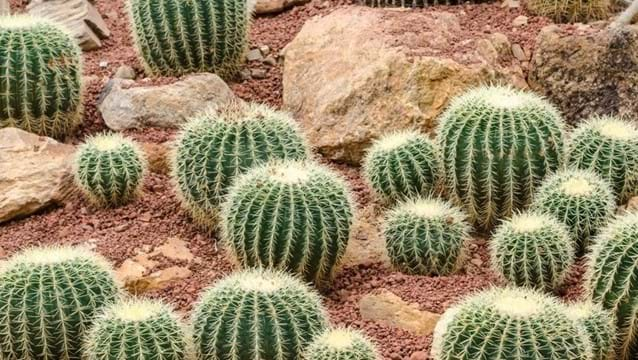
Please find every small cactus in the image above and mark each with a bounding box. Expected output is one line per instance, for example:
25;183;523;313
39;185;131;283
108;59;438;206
221;160;354;287
383;197;470;276
431;287;592;360
0;246;120;360
363;130;441;203
74;133;147;207
490;212;574;292
305;328;379;360
85;298;191;360
192;269;329;360
436;85;565;230
567;116;638;203
565;302;616;360
531;169;615;253
172;103;309;229
526;0;610;23
128;0;249;77
0;15;83;139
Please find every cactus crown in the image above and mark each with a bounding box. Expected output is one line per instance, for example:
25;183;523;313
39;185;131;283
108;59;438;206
306;328;379;360
564;302;616;360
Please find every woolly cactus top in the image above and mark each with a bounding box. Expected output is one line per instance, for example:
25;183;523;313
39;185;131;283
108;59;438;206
508;212;552;233
541;169;611;198
79;133;140;154
370;130;420;151
104;299;169;323
203;268;321;298
391;197;466;222
1;246;111;270
590;117;638;141
447;86;559;113
307;328;379;359
0;14;59;30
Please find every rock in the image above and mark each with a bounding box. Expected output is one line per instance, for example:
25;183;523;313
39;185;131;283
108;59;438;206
151;237;194;262
141;142;170;175
0;128;74;223
251;69;267;79
122;265;192;295
620;196;638;214
529;24;638;124
99;60;109;68
263;56;277;67
254;0;310;15
501;0;520;7
359;289;441;336
283;7;526;163
246;48;263;62
0;0;9;15
342;204;390;268
512;15;528;27
259;45;271;56
114;65;136;80
98;73;237;130
511;43;527;61
409;351;428;360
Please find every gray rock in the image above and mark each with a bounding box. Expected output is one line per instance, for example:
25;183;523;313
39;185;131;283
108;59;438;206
254;0;310;15
263;56;277;66
251;69;267;79
246;49;263;62
114;65;136;80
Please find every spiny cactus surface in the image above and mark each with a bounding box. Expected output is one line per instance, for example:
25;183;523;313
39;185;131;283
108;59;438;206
305;328;379;360
361;0;490;7
565;301;616;360
527;0;610;23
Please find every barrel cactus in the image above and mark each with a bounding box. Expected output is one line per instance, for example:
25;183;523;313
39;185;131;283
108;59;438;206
128;0;249;77
172;103;309;229
383;197;470;276
74;133;147;207
361;0;489;7
431;287;592;360
567;116;638;203
0;15;82;139
526;0;610;23
192;269;329;360
565;302;616;360
305;328;379;360
490;212;574;292
363;130;441;203
222;160;354;287
436;86;565;230
0;246;120;360
532;169;615;253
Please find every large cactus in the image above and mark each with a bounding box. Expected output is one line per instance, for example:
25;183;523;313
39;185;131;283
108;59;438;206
128;0;249;77
0;246;120;360
0;15;82;139
221;160;354;287
565;302;616;360
192;269;329;360
436;86;565;230
305;328;379;360
526;0;610;23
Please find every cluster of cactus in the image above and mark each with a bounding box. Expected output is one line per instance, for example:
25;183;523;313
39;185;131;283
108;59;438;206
363;130;441;203
0;246;120;360
85;299;191;360
431;287;591;360
587;212;638;360
361;0;489;7
567;116;638;203
0;15;82;139
192;269;328;360
565;302;616;360
532;169;615;253
74;133;147;207
128;0;249;77
305;328;379;360
436;85;565;230
526;0;610;23
383;197;470;276
221;160;354;287
172;103;309;229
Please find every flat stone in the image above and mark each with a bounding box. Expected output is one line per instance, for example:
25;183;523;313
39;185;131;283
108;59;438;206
251;68;267;79
246;49;264;62
511;43;527;61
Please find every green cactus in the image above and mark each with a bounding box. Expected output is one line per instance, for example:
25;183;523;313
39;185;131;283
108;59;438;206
305;328;379;360
74;133;147;207
490;212;574;292
172;103;309;229
363;130;441;203
565;302;616;360
383;197;470;276
84;298;191;360
526;0;610;23
221;160;354;287
531;169;615;253
0;15;82;139
436;86;565;230
128;0;249;77
587;212;638;360
567;116;638;203
431;287;592;360
192;269;329;360
0;246;120;360
361;0;489;7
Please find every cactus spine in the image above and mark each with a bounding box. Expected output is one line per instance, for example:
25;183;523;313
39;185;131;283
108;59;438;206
526;0;610;23
305;328;379;360
361;0;489;7
436;86;565;230
0;15;82;139
192;269;329;360
128;0;249;77
0;246;120;360
222;160;354;287
565;302;616;360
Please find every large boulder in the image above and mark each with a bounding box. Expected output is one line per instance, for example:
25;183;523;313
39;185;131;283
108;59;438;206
529;24;638;124
283;7;526;164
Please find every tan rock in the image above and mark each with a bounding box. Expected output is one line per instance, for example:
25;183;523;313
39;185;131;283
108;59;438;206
342;204;390;268
0;0;9;15
151;237;194;262
254;0;310;15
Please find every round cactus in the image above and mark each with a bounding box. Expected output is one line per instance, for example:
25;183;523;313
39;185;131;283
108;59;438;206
172;103;309;229
431;287;592;360
363;130;441;203
221;160;354;287
192;269;329;360
74;133;147;207
565;302;616;360
383;197;470;276
305;328;379;360
361;0;490;7
0;246;120;360
0;15;82;139
567;116;638;203
526;0;609;23
531;169;615;253
490;212;574;292
436;85;565;230
85;298;191;360
128;0;249;77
